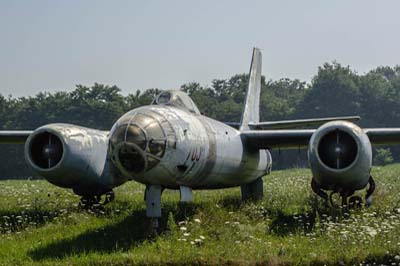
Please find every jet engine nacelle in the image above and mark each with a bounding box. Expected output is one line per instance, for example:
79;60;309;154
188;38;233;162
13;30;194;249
25;123;112;196
308;121;372;192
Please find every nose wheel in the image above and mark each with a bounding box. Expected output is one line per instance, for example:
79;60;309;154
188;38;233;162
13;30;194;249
311;176;375;208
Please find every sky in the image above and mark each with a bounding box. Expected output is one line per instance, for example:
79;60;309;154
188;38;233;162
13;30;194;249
0;0;400;97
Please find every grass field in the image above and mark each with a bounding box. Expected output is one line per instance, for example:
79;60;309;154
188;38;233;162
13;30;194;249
1;165;400;266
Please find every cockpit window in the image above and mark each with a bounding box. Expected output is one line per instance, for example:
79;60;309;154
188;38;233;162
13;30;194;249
145;122;166;157
156;91;171;104
134;113;155;128
118;144;146;173
110;124;126;145
126;125;146;150
145;122;164;140
152;90;201;114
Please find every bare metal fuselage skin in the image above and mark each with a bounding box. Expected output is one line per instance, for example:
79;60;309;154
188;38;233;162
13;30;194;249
25;123;119;196
110;105;271;190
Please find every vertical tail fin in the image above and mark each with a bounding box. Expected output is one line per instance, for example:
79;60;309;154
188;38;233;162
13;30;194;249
239;47;262;131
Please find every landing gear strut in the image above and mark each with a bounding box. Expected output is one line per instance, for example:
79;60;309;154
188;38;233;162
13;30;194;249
79;190;115;208
365;176;375;206
145;185;162;232
311;178;328;202
311;176;376;207
143;185;194;233
241;177;263;201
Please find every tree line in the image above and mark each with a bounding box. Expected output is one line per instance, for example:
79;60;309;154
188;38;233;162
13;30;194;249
1;62;400;178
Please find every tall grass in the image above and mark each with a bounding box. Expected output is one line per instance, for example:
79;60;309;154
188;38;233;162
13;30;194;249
1;165;400;265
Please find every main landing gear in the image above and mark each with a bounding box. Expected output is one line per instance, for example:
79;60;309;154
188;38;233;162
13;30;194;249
79;190;115;209
311;176;375;207
145;185;193;232
241;177;264;202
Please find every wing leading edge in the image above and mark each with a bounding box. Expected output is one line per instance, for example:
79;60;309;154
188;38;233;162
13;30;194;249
364;128;400;145
0;131;33;144
249;116;360;130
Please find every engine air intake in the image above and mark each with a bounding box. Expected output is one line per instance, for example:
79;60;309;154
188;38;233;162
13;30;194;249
29;132;63;169
317;129;358;169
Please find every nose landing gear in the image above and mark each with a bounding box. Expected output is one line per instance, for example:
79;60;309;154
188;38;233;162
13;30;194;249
311;176;375;208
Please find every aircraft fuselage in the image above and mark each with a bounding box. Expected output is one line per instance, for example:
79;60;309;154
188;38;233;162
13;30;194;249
109;105;271;189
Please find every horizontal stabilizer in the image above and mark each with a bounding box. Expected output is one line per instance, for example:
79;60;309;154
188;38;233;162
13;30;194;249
248;116;360;130
225;122;241;128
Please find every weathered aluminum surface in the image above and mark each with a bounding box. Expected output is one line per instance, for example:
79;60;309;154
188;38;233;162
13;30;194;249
109;105;271;189
308;121;372;191
25;123;124;195
239;48;261;131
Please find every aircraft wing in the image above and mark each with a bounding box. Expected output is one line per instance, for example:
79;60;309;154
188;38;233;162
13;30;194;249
364;128;400;145
227;116;360;130
241;130;315;149
241;128;400;150
248;116;360;130
0;131;33;144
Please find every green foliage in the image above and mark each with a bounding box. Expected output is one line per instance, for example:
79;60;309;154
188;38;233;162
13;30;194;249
167;212;178;236
1;165;400;265
297;62;360;118
374;148;394;166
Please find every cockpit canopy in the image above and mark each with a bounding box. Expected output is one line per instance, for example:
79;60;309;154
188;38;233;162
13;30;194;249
152;90;200;115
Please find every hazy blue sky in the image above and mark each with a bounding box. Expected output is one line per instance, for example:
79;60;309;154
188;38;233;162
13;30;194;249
1;1;399;97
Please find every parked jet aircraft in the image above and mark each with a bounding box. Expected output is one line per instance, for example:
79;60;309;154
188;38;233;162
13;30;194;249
1;48;400;228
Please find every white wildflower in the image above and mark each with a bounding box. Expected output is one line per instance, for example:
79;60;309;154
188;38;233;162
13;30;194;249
366;227;377;237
